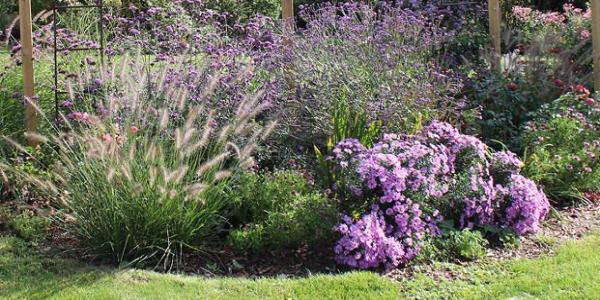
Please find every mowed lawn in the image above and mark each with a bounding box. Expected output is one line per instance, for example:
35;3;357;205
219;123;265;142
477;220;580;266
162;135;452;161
1;232;600;300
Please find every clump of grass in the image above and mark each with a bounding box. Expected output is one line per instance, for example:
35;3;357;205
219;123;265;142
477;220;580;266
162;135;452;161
0;55;276;267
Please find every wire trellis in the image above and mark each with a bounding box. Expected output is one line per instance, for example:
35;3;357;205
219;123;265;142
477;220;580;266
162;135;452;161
52;0;105;122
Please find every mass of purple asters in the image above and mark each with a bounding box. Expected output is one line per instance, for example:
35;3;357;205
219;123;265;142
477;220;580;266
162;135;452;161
333;121;550;269
497;174;550;236
335;203;440;269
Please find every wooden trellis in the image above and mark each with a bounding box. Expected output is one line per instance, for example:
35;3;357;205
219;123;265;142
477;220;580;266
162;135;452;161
16;0;600;145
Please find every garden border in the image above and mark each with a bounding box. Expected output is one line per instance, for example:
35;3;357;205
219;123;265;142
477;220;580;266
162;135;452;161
15;0;600;145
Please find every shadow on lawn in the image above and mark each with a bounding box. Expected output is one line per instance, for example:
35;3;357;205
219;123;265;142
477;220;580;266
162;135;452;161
0;235;112;299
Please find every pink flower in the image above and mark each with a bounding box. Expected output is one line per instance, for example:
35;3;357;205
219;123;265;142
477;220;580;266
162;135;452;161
102;133;113;143
512;6;532;22
580;30;591;40
586;98;596;106
542;12;565;25
574;84;590;96
130;126;139;134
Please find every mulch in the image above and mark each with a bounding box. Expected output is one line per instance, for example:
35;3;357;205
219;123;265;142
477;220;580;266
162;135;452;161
3;192;600;280
386;201;600;282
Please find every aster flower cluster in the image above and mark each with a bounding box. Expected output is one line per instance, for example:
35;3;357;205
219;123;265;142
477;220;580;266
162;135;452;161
491;151;524;184
333;121;550;269
497;175;550;236
335;204;438;269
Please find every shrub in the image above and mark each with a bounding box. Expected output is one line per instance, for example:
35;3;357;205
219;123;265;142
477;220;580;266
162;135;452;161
283;2;463;151
523;91;600;203
467;3;594;152
8;212;51;242
224;171;337;252
331;121;549;269
0;56;275;264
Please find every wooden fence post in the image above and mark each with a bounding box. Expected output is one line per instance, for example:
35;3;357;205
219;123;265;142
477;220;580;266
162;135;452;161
592;0;600;94
18;0;38;146
282;0;294;24
488;0;502;72
282;0;294;89
282;0;294;40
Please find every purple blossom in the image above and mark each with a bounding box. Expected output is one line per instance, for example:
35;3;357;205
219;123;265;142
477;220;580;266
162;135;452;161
333;121;550;269
498;175;550;235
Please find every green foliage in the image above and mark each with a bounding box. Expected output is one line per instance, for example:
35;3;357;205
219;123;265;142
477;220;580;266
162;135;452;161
468;4;594;153
203;0;281;21
8;212;51;242
0;206;11;229
314;96;381;189
108;0;281;21
330;96;382;149
421;228;489;262
450;230;489;260
0;145;56;202
224;171;337;252
0;63;26;148
523;93;600;203
499;230;522;249
467;67;565;152
0;49;57;153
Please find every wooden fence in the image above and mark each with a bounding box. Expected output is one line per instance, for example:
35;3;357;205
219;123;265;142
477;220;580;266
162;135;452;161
16;0;600;146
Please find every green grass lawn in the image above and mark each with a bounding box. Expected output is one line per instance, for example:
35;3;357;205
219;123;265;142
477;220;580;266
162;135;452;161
1;232;600;299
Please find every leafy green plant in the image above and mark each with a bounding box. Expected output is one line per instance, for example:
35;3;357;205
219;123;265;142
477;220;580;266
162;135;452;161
467;12;594;153
8;212;51;242
224;171;337;253
314;95;381;189
0;145;56;202
446;229;488;261
420;228;489;262
523;92;600;203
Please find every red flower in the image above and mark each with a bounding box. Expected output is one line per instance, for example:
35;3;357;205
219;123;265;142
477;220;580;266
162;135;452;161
507;82;519;91
553;79;564;87
573;84;590;96
586;98;595;106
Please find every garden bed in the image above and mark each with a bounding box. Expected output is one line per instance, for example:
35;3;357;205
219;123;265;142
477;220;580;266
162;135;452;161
1;1;599;297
